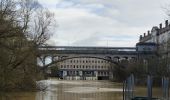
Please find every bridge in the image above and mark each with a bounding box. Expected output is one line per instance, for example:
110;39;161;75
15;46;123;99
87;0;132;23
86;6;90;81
38;46;138;68
38;45;156;80
39;46;137;60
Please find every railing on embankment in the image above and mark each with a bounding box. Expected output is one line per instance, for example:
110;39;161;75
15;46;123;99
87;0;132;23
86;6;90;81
123;74;169;100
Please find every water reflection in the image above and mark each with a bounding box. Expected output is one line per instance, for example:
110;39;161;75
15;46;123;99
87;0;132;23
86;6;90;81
35;79;123;100
36;91;57;100
0;79;162;100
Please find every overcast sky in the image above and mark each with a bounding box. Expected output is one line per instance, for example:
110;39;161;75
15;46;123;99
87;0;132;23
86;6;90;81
39;0;169;47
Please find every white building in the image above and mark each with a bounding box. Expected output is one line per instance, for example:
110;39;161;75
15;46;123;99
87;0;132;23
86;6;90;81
139;20;170;53
58;57;111;80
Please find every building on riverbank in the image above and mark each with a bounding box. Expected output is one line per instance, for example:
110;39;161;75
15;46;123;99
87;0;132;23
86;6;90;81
58;57;111;80
138;20;170;57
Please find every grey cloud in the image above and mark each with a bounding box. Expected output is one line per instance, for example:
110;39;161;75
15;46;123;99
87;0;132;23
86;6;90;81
42;0;169;47
72;33;101;46
61;0;168;26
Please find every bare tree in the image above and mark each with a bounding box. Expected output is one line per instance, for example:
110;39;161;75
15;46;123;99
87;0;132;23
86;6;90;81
28;8;56;45
0;0;56;91
17;0;56;45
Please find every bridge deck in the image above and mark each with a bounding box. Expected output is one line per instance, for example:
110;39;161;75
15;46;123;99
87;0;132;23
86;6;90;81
39;46;154;55
40;50;138;55
39;46;136;51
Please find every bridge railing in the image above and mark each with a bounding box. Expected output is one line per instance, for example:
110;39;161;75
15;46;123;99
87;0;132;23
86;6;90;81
39;46;136;51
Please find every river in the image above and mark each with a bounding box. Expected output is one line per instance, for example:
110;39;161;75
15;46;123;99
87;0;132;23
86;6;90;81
0;79;162;100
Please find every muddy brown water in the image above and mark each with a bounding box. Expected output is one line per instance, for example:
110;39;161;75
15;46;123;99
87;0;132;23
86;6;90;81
0;79;162;100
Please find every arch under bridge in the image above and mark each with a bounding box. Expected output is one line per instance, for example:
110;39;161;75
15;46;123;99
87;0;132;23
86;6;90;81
38;46;154;80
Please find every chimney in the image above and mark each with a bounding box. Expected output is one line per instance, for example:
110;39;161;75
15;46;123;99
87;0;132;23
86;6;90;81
147;31;150;35
144;33;146;37
165;20;168;27
159;23;162;29
140;35;142;40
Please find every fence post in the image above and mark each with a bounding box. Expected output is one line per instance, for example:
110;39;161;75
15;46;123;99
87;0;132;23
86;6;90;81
165;77;169;100
131;74;135;99
127;77;130;99
162;77;169;100
167;77;169;100
125;80;128;100
147;75;152;100
123;80;125;100
124;74;135;100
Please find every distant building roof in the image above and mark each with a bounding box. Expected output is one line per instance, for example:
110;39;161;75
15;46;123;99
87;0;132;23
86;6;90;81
136;42;157;46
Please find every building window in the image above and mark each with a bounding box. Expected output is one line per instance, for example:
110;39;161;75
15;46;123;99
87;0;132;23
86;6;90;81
101;66;103;69
70;60;72;63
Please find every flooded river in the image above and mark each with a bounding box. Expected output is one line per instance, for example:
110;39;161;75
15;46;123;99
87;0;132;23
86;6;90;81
0;79;162;100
